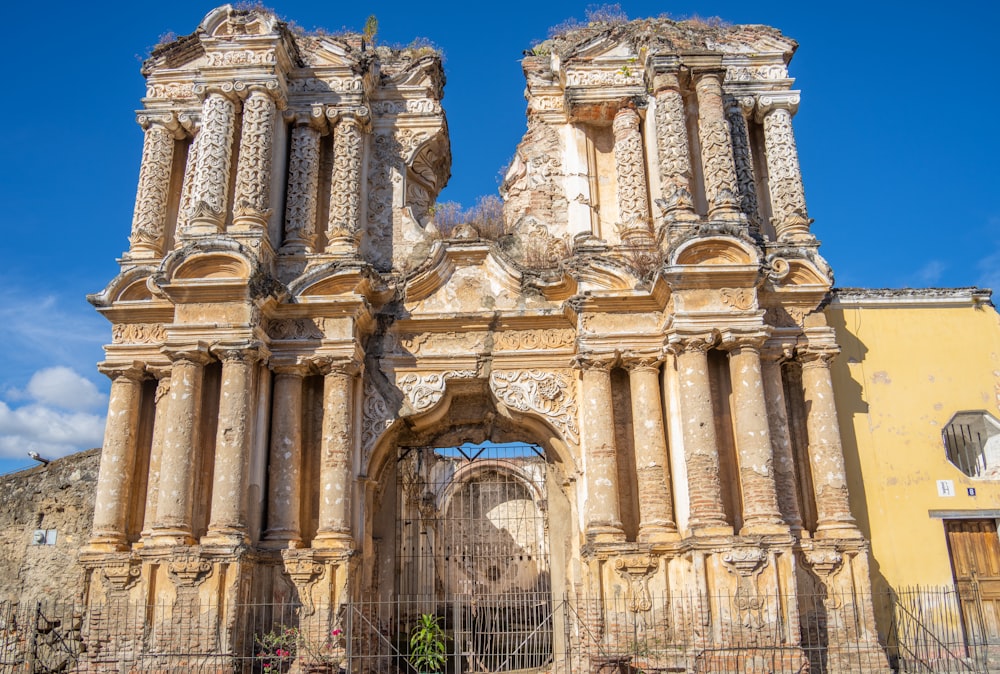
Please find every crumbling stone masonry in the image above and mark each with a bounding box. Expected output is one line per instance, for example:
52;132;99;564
82;5;888;672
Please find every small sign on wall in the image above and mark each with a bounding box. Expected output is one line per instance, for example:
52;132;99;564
937;480;956;497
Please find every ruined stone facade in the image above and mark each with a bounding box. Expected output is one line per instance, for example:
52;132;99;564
81;6;887;671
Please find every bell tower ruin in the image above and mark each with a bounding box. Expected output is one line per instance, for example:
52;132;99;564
81;5;888;672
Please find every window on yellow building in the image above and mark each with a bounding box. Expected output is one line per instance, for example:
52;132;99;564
943;411;1000;478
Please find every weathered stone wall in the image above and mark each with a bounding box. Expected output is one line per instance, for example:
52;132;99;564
0;449;99;604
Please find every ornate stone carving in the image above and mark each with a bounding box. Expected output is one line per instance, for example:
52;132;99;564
102;561;141;592
489;370;579;444
129;114;180;256
653;81;695;220
175;127;200;235
565;68;642;87
362;378;394;465
289;77;364;93
167;557;213;587
365;129;400;269
725;96;761;231
146;82;195;99
112;323;168;344
398;370;475;414
206;49;275;67
694;72;740;218
282;122;322;252
757;96;811;241
724;64;788;82
614;556;657;613
327;115;365;250
612;107;651;242
269;318;324;340
371;99;442;115
803;548;843;578
283;558;325;614
233;88;277;227
494;329;575;351
723;546;767;577
719;288;754;311
189;92;237;229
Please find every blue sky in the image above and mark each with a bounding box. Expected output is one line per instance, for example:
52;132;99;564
0;0;997;474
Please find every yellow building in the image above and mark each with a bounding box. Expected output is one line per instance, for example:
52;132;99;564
828;287;1000;594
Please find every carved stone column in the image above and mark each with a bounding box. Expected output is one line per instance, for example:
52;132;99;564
233;86;279;230
577;356;625;543
725;96;762;233
88;363;147;551
128;112;182;258
325;111;366;256
150;344;213;546
670;336;730;534
761;345;804;533
262;363;309;548
623;357;677;541
313;358;358;549
175;117;200;236
693;69;741;220
140;368;172;540
612;107;652;245
650;65;697;224
187;87;239;234
756;93;812;242
203;343;265;546
281;110;325;254
799;348;861;538
723;336;785;534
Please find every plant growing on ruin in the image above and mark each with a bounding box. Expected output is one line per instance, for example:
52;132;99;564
363;15;379;44
408;613;449;673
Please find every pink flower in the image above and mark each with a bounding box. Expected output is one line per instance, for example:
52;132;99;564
332;629;342;636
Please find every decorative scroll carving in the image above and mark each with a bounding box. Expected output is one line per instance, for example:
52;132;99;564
207;49;275;67
760;102;811;240
327;116;364;248
725;96;761;231
370;99;442;115
175;128;200;235
725;65;788;82
719;288;754;311
653;84;695;219
146;82;195;99
614;556;657;613
803;548;843;578
233;89;276;226
489;370;579;444
612;108;651;242
365;129;400;270
288;77;363;93
283;558;325;614
129;116;179;255
723;547;767;577
694;72;740;217
167;557;212;587
398;370;475;413
282;124;322;251
494;329;575;351
268;319;323;340
112;323;168;344
566;68;642;87
362;378;394;464
190;93;237;227
102;562;141;592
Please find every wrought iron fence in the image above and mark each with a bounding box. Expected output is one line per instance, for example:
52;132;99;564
0;586;991;673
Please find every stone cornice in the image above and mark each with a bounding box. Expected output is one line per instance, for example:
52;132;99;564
829;287;994;310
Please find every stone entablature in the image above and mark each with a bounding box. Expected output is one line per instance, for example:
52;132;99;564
82;6;887;672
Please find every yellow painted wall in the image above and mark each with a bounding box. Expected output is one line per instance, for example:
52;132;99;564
827;296;1000;590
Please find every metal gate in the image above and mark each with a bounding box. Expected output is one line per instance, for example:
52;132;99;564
394;442;553;673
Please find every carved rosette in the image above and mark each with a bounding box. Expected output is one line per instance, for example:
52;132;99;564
129;113;181;257
189;91;238;231
167;557;213;587
653;81;696;221
694;72;740;219
494;328;575;351
612;107;652;243
614;556;657;613
282;121;322;253
489;370;579;444
233;87;277;228
327;113;366;253
725;96;761;231
757;95;811;241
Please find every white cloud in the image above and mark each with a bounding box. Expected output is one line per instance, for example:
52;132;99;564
0;400;105;460
915;260;946;286
977;247;1000;293
26;366;106;411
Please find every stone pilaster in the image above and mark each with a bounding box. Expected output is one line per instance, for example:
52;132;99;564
203;343;266;546
281;110;326;254
612;107;652;245
87;362;147;551
670;335;730;535
723;336;785;534
799;347;861;538
325;111;367;256
725;96;762;233
693;69;741;220
650;66;697;224
187;88;239;234
149;344;213;546
262;363;310;548
761;345;804;533
175;117;200;236
756;93;812;242
623;357;677;541
313;358;359;550
233;86;280;231
140;368;172;540
576;356;625;543
128;112;182;258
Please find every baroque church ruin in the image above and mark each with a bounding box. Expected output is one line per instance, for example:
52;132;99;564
76;5;888;672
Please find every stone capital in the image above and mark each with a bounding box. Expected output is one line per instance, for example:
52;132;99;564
754;92;801;122
136;111;184;137
192;82;243;107
620;353;662;373
244;81;287;109
798;347;840;369
761;341;795;364
312;355;362;377
97;361;148;383
666;332;718;356
271;360;314;377
720;332;769;354
612;106;641;135
211;341;269;364
572;353;616;372
724;94;757;119
162;342;214;366
284;105;329;133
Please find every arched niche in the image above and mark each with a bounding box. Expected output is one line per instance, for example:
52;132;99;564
173;252;250;280
673;236;757;266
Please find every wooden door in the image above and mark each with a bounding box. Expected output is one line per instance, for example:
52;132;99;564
946;519;1000;644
